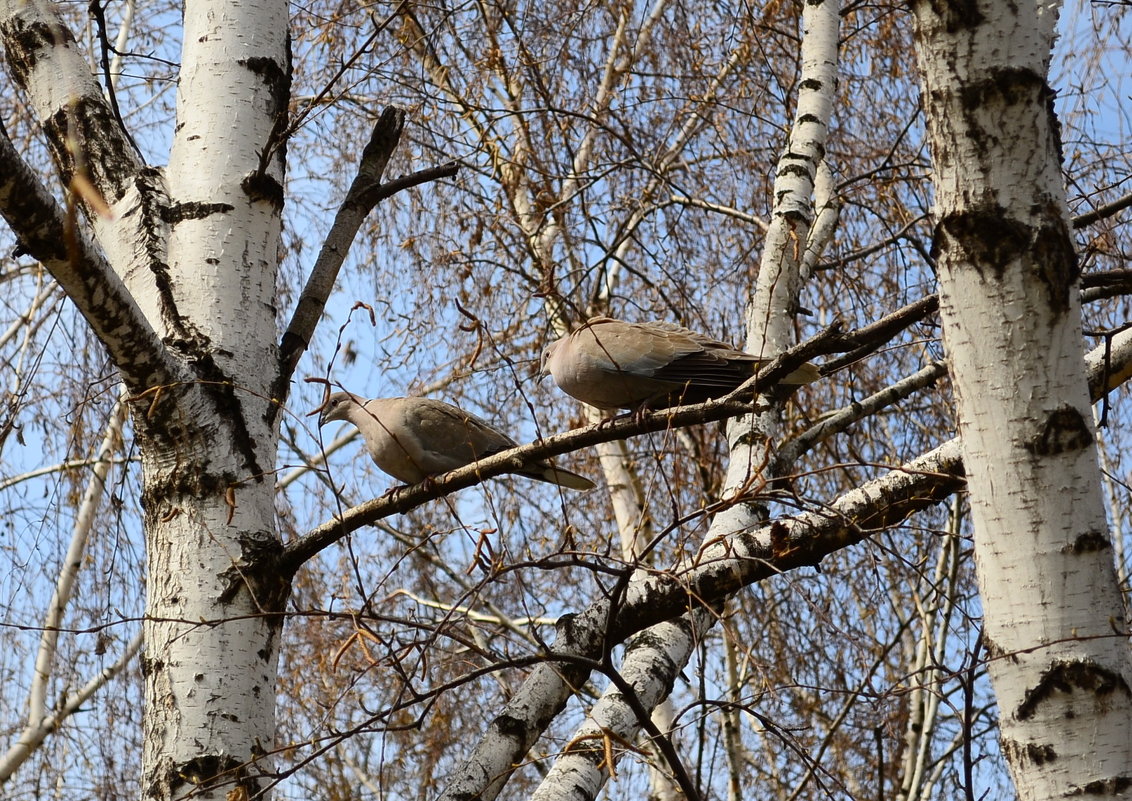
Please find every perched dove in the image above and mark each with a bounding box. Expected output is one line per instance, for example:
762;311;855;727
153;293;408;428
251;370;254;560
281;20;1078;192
541;316;821;410
318;392;595;490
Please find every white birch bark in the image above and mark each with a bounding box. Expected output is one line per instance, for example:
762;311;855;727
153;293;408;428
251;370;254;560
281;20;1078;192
1;0;291;797
716;0;839;540
0;0;178;391
528;617;696;801
911;2;1132;798
137;2;290;799
0;0;175;344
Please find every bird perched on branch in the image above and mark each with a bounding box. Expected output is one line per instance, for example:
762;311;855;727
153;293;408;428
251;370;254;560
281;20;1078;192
318;392;595;490
540;317;821;411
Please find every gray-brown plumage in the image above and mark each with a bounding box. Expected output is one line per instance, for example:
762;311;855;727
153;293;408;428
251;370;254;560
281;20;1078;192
540;317;820;410
318;392;595;490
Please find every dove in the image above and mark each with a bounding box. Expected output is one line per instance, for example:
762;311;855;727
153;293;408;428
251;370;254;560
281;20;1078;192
318;392;595;490
540;316;820;411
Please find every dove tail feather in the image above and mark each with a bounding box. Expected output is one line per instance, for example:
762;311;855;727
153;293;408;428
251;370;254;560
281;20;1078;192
523;463;596;491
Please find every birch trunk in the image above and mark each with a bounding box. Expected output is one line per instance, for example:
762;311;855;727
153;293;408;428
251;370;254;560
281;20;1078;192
140;2;289;798
0;0;290;797
911;2;1132;798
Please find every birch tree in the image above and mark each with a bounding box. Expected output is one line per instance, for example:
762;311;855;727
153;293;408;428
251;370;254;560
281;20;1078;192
911;1;1132;797
0;0;1130;800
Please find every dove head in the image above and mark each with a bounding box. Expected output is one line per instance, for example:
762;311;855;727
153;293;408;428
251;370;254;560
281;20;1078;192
539;338;562;379
319;391;364;427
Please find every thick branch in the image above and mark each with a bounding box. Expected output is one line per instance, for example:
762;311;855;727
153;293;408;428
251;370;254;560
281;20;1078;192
431;437;964;801
1073;191;1132;229
278;108;404;376
0;126;179;393
0;0;143;205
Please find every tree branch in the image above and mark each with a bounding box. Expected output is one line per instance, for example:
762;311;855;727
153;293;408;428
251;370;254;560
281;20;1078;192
0;125;179;393
0;630;142;782
277;108;460;387
776;359;950;469
0;0;144;206
277;108;404;377
1073;190;1132;229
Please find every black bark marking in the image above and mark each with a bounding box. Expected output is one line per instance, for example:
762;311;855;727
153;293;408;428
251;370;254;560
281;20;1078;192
239;56;290;115
43;96;136;200
625;629;681;690
934;206;1029;279
1;15;71;86
956;67;1045;116
241;171;285;208
163;201;236;224
171;753;260;797
936;208;1078;312
139;473;225;526
130;166;176;306
910;0;984;34
220;534;290;613
1;181;68;262
1016;658;1131;721
1029;213;1079;313
1026;743;1057;765
1062;530;1112;555
240;52;292;189
133;354;264;480
1066;776;1132;796
1024;405;1093;457
175;754;241;787
492;714;529;740
1003;738;1058;766
778;162;814;180
199;371;264;478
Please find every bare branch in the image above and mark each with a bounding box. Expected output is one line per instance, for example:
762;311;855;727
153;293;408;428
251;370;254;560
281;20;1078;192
776;359;950;468
278;108;405;375
29;391;126;696
1072;190;1132;229
0;630;142;782
278;108;459;385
